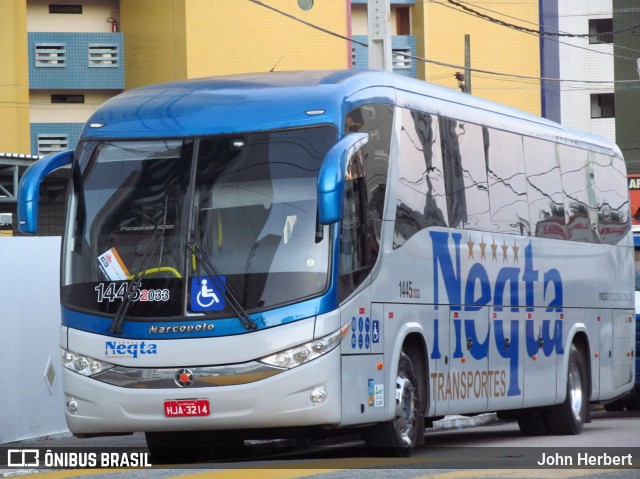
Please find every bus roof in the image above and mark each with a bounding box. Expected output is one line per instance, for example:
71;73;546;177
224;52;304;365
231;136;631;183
81;70;621;156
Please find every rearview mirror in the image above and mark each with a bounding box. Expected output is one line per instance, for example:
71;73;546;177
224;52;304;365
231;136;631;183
18;150;73;235
317;132;369;225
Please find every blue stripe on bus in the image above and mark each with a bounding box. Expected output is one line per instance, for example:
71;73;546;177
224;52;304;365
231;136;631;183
61;294;335;339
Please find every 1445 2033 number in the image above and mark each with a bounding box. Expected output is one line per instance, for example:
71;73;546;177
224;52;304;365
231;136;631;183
399;280;420;299
95;282;170;303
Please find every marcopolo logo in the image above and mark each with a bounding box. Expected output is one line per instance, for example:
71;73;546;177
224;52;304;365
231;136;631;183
104;340;158;359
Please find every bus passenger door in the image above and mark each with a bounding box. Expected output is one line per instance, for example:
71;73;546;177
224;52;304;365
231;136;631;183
339;291;387;426
447;308;489;414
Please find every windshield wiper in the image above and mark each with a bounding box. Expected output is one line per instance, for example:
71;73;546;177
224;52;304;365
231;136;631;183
110;227;166;334
187;241;258;331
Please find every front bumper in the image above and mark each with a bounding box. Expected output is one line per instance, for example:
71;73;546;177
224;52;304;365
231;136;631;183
62;347;342;434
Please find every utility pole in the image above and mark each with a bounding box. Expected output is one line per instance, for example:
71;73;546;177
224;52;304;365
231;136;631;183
464;34;472;94
368;0;392;71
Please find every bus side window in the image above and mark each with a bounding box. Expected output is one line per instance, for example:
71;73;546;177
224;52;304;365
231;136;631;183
394;108;448;249
339;104;392;300
523;137;566;240
592;153;630;244
484;128;530;235
440;117;490;231
558;145;599;243
339;151;369;300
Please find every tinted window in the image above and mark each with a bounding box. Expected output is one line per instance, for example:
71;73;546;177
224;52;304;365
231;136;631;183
558;145;599;243
340;104;393;300
440;117;491;230
523;137;566;239
394;108;448;248
485;128;529;235
592;153;630;244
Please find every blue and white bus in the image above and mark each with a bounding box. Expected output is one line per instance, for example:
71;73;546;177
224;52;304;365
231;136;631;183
18;70;635;460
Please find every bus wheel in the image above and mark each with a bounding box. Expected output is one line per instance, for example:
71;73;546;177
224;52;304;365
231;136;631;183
545;345;587;435
363;350;421;457
145;431;243;464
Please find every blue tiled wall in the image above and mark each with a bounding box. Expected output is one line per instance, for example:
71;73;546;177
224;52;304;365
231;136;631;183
30;123;84;156
352;35;417;78
29;32;124;90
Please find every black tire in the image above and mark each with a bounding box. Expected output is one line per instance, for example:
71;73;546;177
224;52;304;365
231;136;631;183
517;412;549;436
145;430;244;464
545;345;588;435
363;350;423;457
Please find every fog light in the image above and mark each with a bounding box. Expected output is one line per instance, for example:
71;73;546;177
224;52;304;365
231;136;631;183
66;399;78;414
310;386;327;406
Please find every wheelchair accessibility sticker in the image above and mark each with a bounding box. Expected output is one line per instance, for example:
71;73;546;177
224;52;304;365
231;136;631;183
190;276;225;312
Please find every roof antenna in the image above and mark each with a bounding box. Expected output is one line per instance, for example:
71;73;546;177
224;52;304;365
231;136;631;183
270;55;284;72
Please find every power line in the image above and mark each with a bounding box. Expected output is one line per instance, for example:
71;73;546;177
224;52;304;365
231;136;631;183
248;0;366;47
446;0;640;38
429;0;640;60
249;0;639;86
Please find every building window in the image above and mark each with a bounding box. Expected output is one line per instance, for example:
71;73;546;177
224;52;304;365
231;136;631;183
35;44;66;67
51;94;85;104
589;18;613;44
591;93;615;118
88;45;119;67
49;5;82;14
392;49;412;70
396;7;411;35
38;134;69;156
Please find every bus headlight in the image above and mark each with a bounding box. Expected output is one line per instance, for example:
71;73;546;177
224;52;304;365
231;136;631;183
61;348;115;377
259;329;342;369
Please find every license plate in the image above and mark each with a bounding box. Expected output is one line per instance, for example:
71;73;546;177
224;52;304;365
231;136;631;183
164;399;210;417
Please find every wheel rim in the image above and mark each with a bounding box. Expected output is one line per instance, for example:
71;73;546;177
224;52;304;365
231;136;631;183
568;361;583;421
395;372;416;446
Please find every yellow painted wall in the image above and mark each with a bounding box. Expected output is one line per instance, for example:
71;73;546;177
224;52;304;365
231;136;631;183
184;0;348;78
0;0;30;153
122;0;348;88
120;0;187;89
416;0;541;116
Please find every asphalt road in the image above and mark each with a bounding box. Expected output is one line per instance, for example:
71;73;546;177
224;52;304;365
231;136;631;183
2;408;639;479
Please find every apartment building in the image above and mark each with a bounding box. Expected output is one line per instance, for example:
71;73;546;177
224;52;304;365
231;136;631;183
351;0;542;116
3;1;637;230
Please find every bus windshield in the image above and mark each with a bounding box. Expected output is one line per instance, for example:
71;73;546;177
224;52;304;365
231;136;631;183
62;126;336;320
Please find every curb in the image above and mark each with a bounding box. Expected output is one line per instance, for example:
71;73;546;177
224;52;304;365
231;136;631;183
432;413;499;431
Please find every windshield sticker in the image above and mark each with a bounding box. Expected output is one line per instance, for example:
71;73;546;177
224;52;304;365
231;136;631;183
283;215;297;244
97;247;130;281
190;276;226;312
